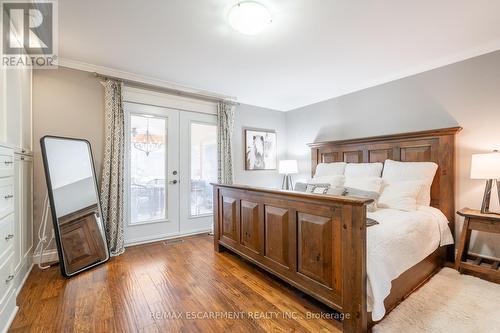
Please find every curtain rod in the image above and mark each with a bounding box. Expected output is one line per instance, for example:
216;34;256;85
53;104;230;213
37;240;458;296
93;72;239;106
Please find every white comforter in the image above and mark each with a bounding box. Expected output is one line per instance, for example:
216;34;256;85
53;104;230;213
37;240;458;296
366;206;454;321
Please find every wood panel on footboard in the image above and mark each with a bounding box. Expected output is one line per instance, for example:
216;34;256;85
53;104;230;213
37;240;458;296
212;184;373;333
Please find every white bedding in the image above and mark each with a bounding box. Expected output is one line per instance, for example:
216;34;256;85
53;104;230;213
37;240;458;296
366;206;454;321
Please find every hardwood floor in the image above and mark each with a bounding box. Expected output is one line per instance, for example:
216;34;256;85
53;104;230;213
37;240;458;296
9;234;341;333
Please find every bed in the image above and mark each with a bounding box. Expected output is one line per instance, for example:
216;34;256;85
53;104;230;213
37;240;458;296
212;127;462;332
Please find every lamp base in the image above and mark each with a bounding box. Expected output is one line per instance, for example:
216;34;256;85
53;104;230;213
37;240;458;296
480;179;500;215
281;175;293;190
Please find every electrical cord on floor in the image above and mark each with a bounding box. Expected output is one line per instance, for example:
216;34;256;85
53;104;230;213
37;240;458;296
33;194;54;270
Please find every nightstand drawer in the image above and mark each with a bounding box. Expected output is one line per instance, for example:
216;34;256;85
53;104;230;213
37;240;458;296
0;214;14;260
0;147;14;178
0;178;14;220
0;252;14;307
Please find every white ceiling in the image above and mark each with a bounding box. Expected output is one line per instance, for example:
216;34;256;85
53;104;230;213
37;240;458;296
59;0;500;111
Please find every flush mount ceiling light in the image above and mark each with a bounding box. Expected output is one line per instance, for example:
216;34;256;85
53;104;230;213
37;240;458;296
227;1;272;35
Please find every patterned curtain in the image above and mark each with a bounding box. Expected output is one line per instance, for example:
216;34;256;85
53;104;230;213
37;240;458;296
100;80;125;256
217;102;235;184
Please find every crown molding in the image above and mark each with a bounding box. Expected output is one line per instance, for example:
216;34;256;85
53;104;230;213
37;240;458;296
56;57;237;101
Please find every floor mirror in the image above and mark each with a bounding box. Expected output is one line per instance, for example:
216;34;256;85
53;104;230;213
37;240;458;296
40;136;109;277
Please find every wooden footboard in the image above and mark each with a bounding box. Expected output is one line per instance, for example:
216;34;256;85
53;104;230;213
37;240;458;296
212;184;373;333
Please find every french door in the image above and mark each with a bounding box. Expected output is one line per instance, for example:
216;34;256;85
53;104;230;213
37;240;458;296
123;102;217;245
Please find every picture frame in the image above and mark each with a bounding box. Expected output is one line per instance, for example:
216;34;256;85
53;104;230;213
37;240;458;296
244;128;277;170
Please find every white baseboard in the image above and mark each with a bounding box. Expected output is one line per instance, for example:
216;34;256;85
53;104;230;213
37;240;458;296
16;263;34;297
32;249;59;265
0;305;18;333
125;228;211;247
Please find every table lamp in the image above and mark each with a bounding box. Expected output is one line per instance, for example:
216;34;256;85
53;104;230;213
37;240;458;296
279;160;298;190
470;150;500;214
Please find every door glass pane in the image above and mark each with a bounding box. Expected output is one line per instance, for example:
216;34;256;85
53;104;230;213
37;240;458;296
130;115;167;224
190;123;217;216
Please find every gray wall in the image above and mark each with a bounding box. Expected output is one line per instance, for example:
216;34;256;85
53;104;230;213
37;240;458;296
286;50;500;259
233;103;287;188
33;67;105;252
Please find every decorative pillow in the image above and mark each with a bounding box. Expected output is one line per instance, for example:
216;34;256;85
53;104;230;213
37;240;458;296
312;185;330;194
382;160;438;206
293;182;345;196
310;175;345;187
378;180;423;211
315;162;346;177
306;184;319;193
311;183;330;193
326;186;346;196
344;187;380;212
344;177;383;193
345;163;383;178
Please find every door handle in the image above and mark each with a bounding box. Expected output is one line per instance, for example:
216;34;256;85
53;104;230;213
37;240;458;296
4;161;13;165
169;180;178;185
5;234;14;241
4;194;13;200
5;275;14;283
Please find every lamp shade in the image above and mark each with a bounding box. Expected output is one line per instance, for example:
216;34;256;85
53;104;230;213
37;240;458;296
278;160;298;174
470;151;500;179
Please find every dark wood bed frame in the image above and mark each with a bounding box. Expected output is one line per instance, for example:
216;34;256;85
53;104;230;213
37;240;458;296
213;127;461;332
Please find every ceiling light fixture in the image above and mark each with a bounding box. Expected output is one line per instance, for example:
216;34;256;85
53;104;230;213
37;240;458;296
227;1;272;35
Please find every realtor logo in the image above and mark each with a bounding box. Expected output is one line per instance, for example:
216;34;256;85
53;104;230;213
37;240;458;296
1;0;58;68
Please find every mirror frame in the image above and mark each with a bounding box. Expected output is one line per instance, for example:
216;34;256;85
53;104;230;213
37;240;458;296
40;135;110;277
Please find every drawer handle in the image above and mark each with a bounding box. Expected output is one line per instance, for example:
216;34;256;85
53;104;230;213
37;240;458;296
5;275;14;283
4;161;13;165
5;234;14;241
4;194;13;200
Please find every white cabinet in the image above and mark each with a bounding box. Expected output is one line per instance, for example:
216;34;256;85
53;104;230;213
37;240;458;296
0;65;5;144
20;68;32;154
13;154;33;272
4;68;22;149
0;146;16;329
0;63;33;331
0;152;33;332
1;65;32;154
13;154;32;272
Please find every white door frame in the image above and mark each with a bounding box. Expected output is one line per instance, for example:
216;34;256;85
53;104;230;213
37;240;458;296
122;88;218;246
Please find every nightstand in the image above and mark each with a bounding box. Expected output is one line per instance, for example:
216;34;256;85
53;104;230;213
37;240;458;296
456;208;500;283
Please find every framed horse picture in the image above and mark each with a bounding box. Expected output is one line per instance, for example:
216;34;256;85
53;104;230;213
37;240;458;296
244;128;277;170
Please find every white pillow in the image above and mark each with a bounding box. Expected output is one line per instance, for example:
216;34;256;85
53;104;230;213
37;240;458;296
378;180;423;211
345;163;383;178
310;175;345;187
382;160;438;206
344;177;382;193
315;162;346;177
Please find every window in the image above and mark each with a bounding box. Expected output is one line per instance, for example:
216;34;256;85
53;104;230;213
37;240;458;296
130;114;167;224
190;123;217;216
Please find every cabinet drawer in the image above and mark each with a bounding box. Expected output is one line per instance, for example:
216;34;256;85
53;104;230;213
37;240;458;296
0;178;14;219
0;252;14;307
0;147;14;178
0;214;14;262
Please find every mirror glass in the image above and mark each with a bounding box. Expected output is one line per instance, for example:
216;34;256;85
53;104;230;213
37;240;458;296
41;136;109;276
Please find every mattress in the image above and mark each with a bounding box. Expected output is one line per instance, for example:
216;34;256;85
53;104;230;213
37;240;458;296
366;206;454;321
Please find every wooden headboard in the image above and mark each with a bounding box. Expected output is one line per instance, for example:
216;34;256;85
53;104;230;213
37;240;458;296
308;127;462;233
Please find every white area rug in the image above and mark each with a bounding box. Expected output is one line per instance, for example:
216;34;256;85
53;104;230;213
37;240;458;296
373;268;500;333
